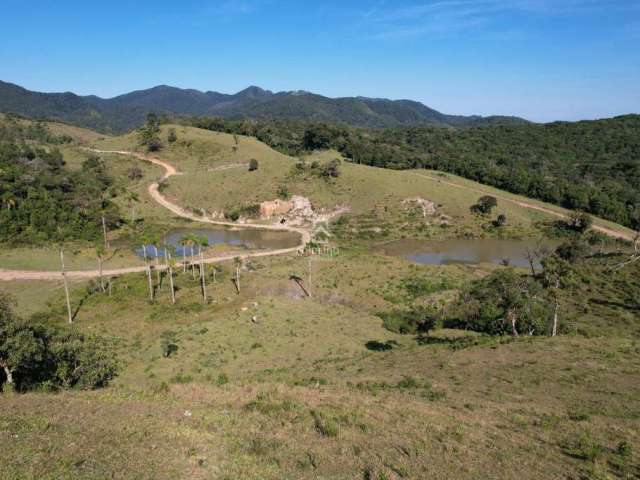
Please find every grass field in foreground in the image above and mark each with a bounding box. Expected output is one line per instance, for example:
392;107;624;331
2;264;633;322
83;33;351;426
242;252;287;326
1;247;639;479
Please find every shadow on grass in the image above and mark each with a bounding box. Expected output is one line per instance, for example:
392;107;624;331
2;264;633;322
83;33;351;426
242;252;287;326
589;298;640;312
365;340;398;352
415;334;508;350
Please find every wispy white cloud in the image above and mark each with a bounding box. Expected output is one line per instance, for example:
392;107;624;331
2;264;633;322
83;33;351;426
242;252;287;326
362;0;639;40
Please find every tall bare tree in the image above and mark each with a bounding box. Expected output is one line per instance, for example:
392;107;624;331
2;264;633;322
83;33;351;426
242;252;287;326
146;263;154;303
167;252;176;305
196;235;209;303
541;254;574;337
96;244;106;293
60;247;73;324
233;257;242;294
102;215;109;249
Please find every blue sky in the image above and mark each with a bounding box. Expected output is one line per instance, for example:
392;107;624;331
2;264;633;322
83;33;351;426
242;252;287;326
0;0;638;121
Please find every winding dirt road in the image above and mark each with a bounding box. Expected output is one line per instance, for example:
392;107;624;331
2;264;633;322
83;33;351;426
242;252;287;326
0;149;310;281
0;150;634;282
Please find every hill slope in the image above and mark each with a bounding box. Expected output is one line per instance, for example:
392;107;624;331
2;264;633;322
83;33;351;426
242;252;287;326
189;115;640;231
0;80;527;133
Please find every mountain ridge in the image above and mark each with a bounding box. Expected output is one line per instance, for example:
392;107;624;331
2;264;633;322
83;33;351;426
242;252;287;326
0;80;528;133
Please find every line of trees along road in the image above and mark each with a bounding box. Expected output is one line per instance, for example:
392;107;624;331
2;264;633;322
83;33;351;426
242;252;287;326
183;114;640;230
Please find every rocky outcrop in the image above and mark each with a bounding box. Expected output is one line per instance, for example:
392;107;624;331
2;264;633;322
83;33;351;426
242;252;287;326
402;197;438;217
259;199;293;219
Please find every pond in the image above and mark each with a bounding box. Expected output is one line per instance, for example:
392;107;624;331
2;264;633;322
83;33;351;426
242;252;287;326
378;238;560;269
135;227;301;258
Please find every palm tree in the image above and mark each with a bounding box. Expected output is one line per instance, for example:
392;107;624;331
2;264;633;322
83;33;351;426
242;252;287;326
181;234;199;279
142;233;161;286
196;235;209;302
179;235;192;273
233;256;243;294
126;191;140;225
166;250;177;305
140;232;158;302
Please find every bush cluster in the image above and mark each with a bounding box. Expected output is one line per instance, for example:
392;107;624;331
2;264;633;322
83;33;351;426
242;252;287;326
0;294;118;392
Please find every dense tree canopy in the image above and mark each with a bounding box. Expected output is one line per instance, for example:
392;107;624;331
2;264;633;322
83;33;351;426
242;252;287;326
0;122;120;244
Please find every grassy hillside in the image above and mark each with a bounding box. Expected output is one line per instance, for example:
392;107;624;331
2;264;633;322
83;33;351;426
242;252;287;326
92;124;635;243
1;120;639;479
1;242;639;479
188;115;640;231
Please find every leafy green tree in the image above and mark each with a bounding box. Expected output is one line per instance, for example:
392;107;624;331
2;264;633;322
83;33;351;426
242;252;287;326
555;238;590;264
138;113;162;152
472;196;498;215
566;211;593;234
452;268;552;336
0;294;45;391
320;159;341;179
0;293;118;392
49;331;118;389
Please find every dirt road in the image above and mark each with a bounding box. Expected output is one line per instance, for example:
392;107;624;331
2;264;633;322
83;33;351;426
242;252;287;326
415;173;636;242
0;149;310;281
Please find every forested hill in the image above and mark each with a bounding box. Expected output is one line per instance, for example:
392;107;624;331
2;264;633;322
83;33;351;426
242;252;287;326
0;80;526;133
187;114;640;231
0;116;120;244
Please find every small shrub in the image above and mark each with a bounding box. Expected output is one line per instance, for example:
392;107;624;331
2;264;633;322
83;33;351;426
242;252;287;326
277;183;290;199
127;166;143;181
170;372;193;384
167;128;177;143
311;410;339;437
248;158;259;171
396;376;419;389
151;381;170;395
564;431;603;462
617;440;632;457
379;305;439;335
493;214;507;227
567;406;590;422
161;341;179;358
216;373;229;386
224;210;240;221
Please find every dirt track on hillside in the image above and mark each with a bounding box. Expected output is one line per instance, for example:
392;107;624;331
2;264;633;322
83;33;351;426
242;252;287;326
415;173;635;242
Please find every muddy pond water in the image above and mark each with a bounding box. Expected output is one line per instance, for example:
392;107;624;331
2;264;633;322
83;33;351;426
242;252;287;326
135;227;301;258
378;239;559;269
